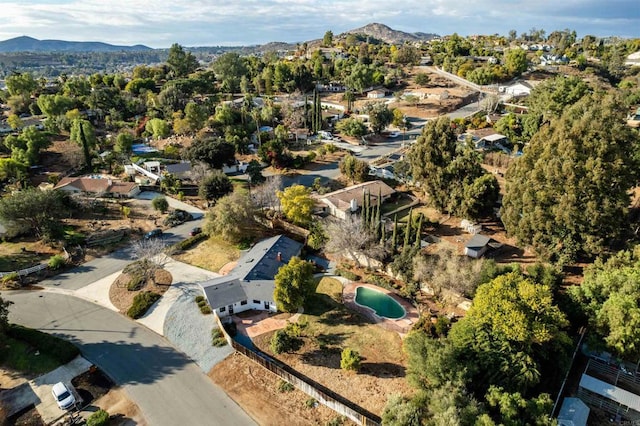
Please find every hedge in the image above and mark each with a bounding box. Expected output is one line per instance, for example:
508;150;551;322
174;233;207;251
7;325;79;363
127;291;161;319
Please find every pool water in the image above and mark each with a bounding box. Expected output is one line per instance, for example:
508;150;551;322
355;286;405;319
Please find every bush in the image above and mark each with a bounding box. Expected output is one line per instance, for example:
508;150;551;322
127;291;161;319
87;409;110;426
48;255;66;270
277;379;294;393
211;328;227;347
305;398;318;408
1;272;20;288
270;329;303;354
7;325;79;363
200;306;212;315
336;268;360;281
340;347;361;371
326;416;346;426
126;274;144;291
174;232;207;251
194;295;205;303
151;196;169;213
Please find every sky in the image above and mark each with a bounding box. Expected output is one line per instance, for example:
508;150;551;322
0;0;638;48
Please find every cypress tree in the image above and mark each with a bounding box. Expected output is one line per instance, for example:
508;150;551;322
403;208;413;251
362;190;369;225
415;213;423;248
374;189;382;238
392;214;398;251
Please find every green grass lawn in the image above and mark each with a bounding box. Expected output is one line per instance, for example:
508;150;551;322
381;194;415;216
0;325;80;376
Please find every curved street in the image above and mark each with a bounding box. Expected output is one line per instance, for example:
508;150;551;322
4;290;255;426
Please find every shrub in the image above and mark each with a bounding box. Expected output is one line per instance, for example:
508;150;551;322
7;325;79;363
126;274;144;291
194;295;205;303
277;379;294;393
197;299;207;308
48;255;67;270
305;398;318;408
174;233;207;251
87;409;110;426
200;306;212;315
1;272;20;288
326;416;346;426
340;347;361;371
127;291;161;319
211;328;227;347
270;329;303;354
151;195;169;213
336;268;360;281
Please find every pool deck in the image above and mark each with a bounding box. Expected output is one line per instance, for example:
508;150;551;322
342;281;419;336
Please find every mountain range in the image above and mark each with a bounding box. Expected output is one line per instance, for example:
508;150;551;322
0;36;151;53
0;23;438;53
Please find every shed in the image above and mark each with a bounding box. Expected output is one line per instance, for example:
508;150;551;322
464;234;491;258
558;397;589;426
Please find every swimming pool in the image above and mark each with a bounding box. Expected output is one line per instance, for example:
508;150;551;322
355;286;405;319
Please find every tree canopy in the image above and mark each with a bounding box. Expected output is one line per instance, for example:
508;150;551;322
501;91;640;263
204;191;257;244
185;138;236;170
409;117;499;219
0;189;74;238
198;171;233;203
277;184;315;226
273;256;315;312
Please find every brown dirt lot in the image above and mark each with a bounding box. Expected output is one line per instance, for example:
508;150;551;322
209;353;347;426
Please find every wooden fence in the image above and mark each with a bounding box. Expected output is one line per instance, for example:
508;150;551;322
0;248;70;279
213;315;381;426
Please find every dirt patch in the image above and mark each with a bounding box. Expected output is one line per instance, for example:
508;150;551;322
71;367;113;407
209;353;345;426
109;269;173;313
88;388;145;426
173;237;240;273
4;405;44;426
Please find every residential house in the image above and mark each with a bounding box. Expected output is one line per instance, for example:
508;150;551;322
557;398;589;426
54;177;140;198
626;51;640;67
164;162;193;179
319;180;396;220
476;133;509;151
464;234;491;258
200;235;303;317
367;89;386;99
500;81;532;97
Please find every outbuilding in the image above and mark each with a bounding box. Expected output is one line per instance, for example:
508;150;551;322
464;234;491;258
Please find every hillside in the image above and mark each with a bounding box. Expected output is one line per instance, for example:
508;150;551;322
342;23;438;44
0;36;151;53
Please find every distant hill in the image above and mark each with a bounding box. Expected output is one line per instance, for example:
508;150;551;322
342;23;438;44
0;36;152;53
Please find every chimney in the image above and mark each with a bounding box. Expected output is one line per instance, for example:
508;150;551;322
276;252;282;262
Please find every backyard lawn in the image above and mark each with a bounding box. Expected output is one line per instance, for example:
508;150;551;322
0;241;59;272
173;236;240;273
253;277;411;415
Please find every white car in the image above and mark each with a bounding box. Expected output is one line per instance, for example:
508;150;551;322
52;382;76;410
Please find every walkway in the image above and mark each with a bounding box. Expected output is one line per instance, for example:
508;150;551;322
234;309;303;339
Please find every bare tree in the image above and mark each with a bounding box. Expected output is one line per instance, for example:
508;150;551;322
252;175;283;210
325;216;385;263
130;237;170;285
413;248;484;299
188;161;212;184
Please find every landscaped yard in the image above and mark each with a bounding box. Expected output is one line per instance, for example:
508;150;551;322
173;236;240;273
0;241;60;272
252;277;411;415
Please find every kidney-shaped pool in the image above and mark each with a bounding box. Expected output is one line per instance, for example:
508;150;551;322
355;286;405;319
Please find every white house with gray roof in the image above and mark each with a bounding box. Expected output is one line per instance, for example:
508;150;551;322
200;235;303;317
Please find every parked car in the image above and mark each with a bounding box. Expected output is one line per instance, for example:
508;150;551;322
189;227;202;237
144;228;163;240
51;382;76;410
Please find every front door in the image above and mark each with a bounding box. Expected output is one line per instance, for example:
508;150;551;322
228;304;234;315
264;301;270;310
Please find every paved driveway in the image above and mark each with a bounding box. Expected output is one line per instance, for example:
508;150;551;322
4;291;256;426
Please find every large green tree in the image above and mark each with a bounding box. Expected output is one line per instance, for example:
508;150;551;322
571;247;640;358
501;91;640;263
166;43;199;78
198;171;233;203
185;138;236;170
364;102;394;135
273;256;315;312
212;52;248;93
0;189;74;238
204;191;257;244
3;126;51;166
409;117;499;219
449;271;570;393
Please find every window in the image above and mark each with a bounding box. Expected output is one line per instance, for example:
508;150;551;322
240;300;248;306
219;306;226;312
253;300;260;304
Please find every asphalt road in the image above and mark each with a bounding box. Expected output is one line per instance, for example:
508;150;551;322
4;291;256;426
44;217;203;291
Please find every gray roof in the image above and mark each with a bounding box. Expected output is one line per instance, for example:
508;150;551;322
558;397;589;426
465;234;491;250
165;161;192;176
579;374;640;412
201;235;303;309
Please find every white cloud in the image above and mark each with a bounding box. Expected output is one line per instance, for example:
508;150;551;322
0;0;637;47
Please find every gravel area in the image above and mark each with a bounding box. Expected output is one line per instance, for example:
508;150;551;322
163;284;233;372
